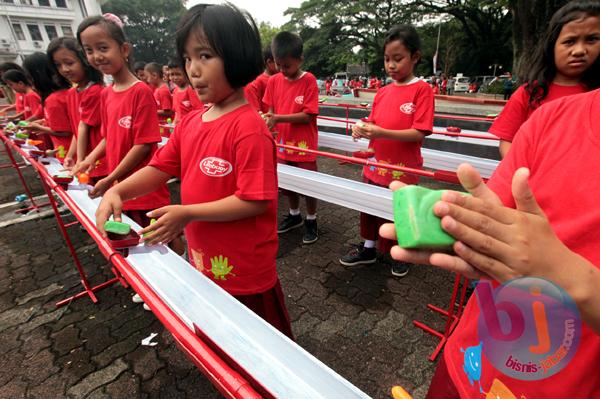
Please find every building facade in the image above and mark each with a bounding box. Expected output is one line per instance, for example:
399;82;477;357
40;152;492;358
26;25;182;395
0;0;104;64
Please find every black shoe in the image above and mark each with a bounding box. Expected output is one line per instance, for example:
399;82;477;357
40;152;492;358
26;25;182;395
339;243;377;266
391;262;410;277
277;213;303;233
302;219;318;244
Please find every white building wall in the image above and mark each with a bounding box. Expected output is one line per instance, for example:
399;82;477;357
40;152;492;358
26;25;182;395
0;0;105;64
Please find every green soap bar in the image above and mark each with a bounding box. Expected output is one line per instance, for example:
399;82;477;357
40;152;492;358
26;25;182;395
15;132;29;139
393;186;455;249
142;218;157;238
104;221;131;235
17;121;28;127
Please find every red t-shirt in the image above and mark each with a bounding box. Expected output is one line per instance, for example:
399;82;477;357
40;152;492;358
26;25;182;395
172;85;204;122
66;84;109;177
186;85;204;110
445;89;600;398
101;82;170;211
489;82;586;142
149;105;279;295
153;84;173;124
263;71;319;162
23;90;42;119
244;72;271;113
362;79;434;186
44;90;72;159
15;92;24;113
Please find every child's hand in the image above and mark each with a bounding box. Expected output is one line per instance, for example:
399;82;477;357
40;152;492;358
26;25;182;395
379;164;573;283
21;122;44;132
263;112;277;130
70;158;95;176
139;205;191;246
63;156;75;170
353;121;380;139
89;176;113;198
95;189;123;237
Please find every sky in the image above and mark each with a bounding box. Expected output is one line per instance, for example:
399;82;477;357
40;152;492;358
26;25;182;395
187;0;304;27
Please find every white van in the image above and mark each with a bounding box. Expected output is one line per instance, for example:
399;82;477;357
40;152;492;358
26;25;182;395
454;76;470;93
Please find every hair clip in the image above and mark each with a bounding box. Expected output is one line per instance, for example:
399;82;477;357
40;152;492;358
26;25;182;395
103;13;124;29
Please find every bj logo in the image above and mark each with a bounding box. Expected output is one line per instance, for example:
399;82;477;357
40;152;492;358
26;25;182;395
199;157;233;177
399;102;416;114
118;116;132;129
294;96;304;105
476;277;581;380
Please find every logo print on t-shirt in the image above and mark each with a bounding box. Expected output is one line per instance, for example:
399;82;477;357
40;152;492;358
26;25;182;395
182;100;191;107
294;96;304;105
118;116;132;129
399;102;416;114
199;157;233;177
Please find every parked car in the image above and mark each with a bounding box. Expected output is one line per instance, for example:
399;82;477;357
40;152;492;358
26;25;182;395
454;76;470;92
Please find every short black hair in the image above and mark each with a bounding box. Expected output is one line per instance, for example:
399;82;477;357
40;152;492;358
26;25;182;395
2;69;30;85
176;3;262;89
145;62;163;77
23;52;70;103
271;31;303;60
133;61;146;72
383;25;422;61
262;44;274;63
168;58;183;69
0;62;24;75
47;36;103;85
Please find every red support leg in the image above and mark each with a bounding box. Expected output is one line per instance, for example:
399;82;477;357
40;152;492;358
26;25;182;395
2;139;41;211
34;173;119;307
413;273;470;361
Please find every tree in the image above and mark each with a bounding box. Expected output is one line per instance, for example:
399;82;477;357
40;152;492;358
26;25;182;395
284;0;414;77
102;0;186;65
258;21;280;49
407;0;513;75
509;0;568;79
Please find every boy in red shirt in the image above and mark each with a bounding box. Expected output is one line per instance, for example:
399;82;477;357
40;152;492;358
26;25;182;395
169;59;203;123
145;62;174;124
263;31;320;244
245;44;278;113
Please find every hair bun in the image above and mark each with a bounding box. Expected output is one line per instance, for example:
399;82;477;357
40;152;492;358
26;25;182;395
103;13;124;28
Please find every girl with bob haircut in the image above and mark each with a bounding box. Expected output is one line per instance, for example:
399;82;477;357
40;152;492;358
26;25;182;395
95;3;293;338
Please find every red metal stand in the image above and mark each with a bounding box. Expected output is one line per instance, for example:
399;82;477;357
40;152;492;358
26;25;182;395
413;273;470;361
0;137;51;213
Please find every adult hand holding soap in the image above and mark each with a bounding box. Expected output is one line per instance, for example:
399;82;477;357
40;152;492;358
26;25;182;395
393;186;455;249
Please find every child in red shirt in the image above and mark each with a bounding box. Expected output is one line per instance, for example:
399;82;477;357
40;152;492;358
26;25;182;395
382;88;600;399
94;4;293;338
263;31;320;245
490;2;600;158
339;25;434;278
47;37;108;178
3;69;43;122
73;14;171;229
18;53;72;153
145;62;174;124
0;62;26;117
244;44;278;113
169;59;204;124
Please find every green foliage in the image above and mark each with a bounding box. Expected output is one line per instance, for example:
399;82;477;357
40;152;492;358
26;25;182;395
102;0;186;65
483;79;506;94
258;21;280;49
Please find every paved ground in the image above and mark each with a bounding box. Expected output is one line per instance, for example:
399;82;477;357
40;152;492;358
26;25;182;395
0;144;468;398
